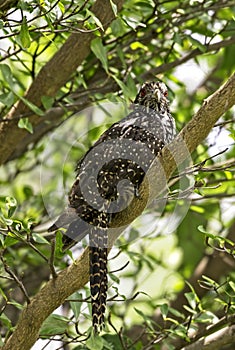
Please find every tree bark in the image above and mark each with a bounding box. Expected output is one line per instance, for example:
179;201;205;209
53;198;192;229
181;324;235;350
0;0;124;165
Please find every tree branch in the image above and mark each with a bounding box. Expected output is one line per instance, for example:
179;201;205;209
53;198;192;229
2;72;235;350
6;79;118;162
0;35;233;164
0;0;18;14
181;324;235;350
143;37;235;80
0;0;124;165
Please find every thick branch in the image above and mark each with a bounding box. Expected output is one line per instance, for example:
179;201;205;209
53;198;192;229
0;0;124;165
0;0;18;14
182;324;235;350
7;79;118;162
0;36;233;163
2;74;235;350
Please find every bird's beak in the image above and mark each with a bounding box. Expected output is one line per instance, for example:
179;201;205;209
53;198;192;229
154;89;161;102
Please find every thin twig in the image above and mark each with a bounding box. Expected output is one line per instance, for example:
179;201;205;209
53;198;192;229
0;254;30;304
49;238;57;279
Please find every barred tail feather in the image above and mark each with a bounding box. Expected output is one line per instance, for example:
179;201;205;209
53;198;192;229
89;229;108;333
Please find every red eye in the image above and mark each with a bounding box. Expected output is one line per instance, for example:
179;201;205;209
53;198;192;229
164;90;168;97
140;88;146;97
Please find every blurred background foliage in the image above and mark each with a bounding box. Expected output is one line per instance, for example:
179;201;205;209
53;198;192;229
0;0;235;349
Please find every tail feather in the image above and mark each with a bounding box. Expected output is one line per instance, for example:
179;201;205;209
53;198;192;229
89;229;108;333
49;207;109;332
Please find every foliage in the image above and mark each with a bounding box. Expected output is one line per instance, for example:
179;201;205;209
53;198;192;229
0;0;235;349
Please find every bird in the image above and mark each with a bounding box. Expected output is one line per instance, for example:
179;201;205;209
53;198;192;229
48;80;176;333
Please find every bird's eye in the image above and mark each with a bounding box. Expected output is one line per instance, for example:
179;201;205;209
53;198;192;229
163;90;168;97
140;88;146;97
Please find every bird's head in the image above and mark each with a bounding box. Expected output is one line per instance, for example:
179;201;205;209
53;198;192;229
134;81;170;113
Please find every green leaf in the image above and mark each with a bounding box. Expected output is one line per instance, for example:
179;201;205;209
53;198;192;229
18;117;33;134
109;272;120;284
8;300;24;310
111;75;133;98
168;306;184;319
0;313;12;329
5;196;17;218
173;32;183;45
55;231;64;256
229;280;235;293
91;37;108;73
0;91;14;107
2;235;18;247
86;9;104;31
201;275;219;288
41;95;54;110
86;334;104;350
17;95;44;116
126;74;137;97
183;305;197;314
184;292;198;310
109;0;117;16
195;311;217;323
198;226;235;246
43;13;54;31
134;307;152;324
32;232;50;244
130;41;148;51
40;314;69;336
197;225;212;235
19;16;31;48
102;334;122;350
69;292;83;320
168;324;189;339
160;303;168;319
0;213;13;226
0;64;14;88
0;65;43;118
188;36;206;52
111;18;126;36
58;1;65;14
190;205;204;214
0;287;8;301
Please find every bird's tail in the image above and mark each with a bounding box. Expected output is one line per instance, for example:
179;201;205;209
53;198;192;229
89;228;108;333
